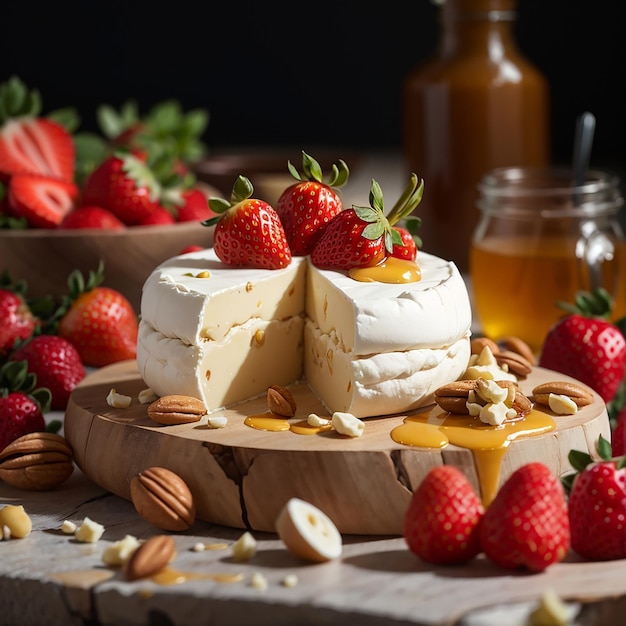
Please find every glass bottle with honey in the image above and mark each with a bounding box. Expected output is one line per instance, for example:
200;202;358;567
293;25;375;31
403;0;550;273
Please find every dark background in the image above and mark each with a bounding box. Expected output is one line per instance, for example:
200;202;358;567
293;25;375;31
2;0;625;168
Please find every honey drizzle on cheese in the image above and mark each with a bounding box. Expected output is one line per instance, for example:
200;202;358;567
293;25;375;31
390;408;555;506
349;256;421;284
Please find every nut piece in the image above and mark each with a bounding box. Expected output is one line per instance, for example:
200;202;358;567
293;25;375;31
0;432;74;491
267;385;296;417
494;350;533;378
434;380;478;414
470;337;499;356
275;497;342;563
498;336;536;366
147;395;207;425
130;467;196;531
532;381;594;408
435;379;531;418
0;504;32;538
125;534;176;581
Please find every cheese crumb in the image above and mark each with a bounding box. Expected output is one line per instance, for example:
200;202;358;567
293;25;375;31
191;542;206;552
282;573;298;588
232;531;257;562
207;415;228;429
138;388;158;404
528;588;572;626
250;572;268;590
106;388;132;409
102;535;140;566
61;520;77;534
75;517;105;543
548;393;578;415
307;413;331;428
331;411;364;437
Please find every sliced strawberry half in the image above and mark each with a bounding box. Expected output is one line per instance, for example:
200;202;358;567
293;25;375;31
0;117;75;182
8;174;78;228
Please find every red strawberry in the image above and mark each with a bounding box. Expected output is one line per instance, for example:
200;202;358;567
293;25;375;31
179;245;204;255
403;466;484;565
12;335;85;410
81;152;165;225
391;226;418;261
565;435;626;561
138;205;175;225
0;288;38;357
8;174;78;228
60;206;126;230
175;187;216;222
310;206;387;270
539;289;626;403
612;404;626;456
311;176;424;271
207;176;291;269
479;462;570;571
276;152;349;256
56;265;138;367
0;361;50;451
0;77;75;183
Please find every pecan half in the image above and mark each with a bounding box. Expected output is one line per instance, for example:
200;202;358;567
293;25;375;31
0;432;74;490
498;336;536;366
130;467;196;531
494;350;533;378
125;535;176;581
470;337;499;356
532;381;594;408
147;395;207;425
435;379;531;417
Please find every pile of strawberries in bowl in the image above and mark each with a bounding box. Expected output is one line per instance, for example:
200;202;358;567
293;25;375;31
0;76;217;310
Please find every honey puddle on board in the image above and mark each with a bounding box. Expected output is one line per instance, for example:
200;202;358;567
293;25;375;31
152;566;244;586
245;413;332;435
390;408;556;506
243;394;556;507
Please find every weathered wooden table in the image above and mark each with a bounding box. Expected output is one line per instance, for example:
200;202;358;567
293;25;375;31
3;462;626;626
3;370;626;626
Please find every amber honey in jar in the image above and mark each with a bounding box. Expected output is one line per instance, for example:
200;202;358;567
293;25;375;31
403;0;550;273
470;166;626;354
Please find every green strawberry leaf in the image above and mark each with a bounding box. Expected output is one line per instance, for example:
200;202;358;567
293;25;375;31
0;75;42;123
46;419;63;434
288;151;350;188
568;448;593;472
597;434;613;460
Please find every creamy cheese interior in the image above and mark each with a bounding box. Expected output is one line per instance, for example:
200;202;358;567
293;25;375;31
137;248;472;418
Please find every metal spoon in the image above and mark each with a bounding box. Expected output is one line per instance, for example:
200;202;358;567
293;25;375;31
573;111;613;292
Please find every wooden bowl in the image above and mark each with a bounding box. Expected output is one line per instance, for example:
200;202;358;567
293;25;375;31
0;222;214;314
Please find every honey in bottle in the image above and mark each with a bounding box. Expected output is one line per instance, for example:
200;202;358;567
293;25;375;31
403;0;550;273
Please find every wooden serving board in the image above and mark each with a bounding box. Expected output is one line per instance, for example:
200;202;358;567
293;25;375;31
64;361;610;536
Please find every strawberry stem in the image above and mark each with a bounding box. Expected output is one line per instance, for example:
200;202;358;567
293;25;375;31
286;151;349;188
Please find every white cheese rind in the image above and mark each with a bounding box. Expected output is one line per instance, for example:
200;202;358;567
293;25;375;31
307;252;472;354
304;321;471;418
137;248;473;418
140;251;307;344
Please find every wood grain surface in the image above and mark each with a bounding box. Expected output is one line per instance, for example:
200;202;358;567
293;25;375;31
64;361;610;536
